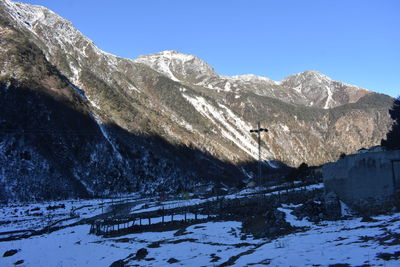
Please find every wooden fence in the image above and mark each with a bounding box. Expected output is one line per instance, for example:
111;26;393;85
89;203;216;236
89;184;322;237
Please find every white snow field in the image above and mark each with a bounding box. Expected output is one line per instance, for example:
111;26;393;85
1;194;399;267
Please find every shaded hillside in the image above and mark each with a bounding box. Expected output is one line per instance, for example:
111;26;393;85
0;22;249;201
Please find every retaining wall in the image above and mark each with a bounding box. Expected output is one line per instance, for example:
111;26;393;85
323;150;400;213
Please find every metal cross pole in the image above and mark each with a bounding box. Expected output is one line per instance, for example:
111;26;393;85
250;122;268;186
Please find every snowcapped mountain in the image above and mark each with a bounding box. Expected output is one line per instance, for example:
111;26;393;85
0;0;394;201
280;70;370;109
135;50;218;83
135;51;370;109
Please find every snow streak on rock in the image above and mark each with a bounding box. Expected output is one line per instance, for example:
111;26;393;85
91;114;123;162
182;94;275;160
324;85;333;109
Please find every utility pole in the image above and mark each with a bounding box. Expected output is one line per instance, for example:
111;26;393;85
250;122;268;186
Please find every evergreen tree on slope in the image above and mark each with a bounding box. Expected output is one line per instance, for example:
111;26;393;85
382;96;400;150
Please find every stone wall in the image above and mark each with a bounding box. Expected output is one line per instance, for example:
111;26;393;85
323;150;400;214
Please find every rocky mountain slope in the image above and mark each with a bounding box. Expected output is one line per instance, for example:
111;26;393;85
0;0;394;201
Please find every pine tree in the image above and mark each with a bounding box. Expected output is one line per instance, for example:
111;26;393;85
382;96;400;150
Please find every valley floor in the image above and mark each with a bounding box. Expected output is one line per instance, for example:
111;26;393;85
0;190;399;266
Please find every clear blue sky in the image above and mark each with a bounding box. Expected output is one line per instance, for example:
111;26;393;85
19;0;399;97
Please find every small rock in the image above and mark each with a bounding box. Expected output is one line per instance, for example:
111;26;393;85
210;253;221;262
135;248;148;260
147;242;161;248
174;228;187;236
14;260;24;265
361;216;378;222
109;259;125;267
167;258;179;264
3;249;19;257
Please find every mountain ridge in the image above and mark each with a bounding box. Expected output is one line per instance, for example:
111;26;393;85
3;0;371;109
0;0;394;201
134;49;371;109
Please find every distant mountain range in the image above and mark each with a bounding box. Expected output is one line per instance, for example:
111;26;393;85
0;0;394;201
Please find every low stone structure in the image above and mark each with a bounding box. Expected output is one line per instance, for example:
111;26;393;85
323;150;400;214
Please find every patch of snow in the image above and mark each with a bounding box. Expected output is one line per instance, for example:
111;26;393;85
67;81;86;100
265;160;279;169
73;172;94;196
0;196;143;233
224;81;232;91
134;51;181;82
259;183;324;199
182;94;271;160
208;84;217;90
0;225;130;267
293;84;302;93
281;203;303;208
324;85;333;109
91;114;123;161
167;110;195;133
230;74;277;85
235;212;400;267
86;96;101;110
340;200;354;217
127;84;141;93
281;124;289;132
278;207;314;227
69;63;80;84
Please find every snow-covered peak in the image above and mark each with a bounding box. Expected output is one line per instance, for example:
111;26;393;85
279;70;336;108
3;0;47;29
5;1;71;38
2;0;119;61
229;74;278;85
282;70;332;85
134;50;218;82
301;70;332;83
279;70;370;109
1;0;125;85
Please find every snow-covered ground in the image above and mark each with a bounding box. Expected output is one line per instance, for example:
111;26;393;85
0;182;322;240
1;184;399;266
1;198;399;266
0;195;143;233
236;209;400;266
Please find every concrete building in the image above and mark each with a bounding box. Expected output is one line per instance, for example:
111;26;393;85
323;150;400;214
